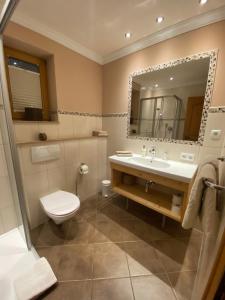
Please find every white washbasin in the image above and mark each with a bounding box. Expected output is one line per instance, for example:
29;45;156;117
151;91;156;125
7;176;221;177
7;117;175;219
129;156;170;169
109;154;197;183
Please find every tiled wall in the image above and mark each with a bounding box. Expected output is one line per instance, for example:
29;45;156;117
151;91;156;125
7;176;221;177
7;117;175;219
0;109;18;234
16;115;107;229
103;110;225;176
14;113;102;142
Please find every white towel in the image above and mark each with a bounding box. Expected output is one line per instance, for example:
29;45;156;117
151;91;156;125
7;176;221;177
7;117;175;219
14;257;57;300
182;159;218;229
182;159;225;300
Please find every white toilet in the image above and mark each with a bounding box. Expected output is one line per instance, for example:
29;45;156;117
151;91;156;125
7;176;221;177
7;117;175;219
40;190;80;224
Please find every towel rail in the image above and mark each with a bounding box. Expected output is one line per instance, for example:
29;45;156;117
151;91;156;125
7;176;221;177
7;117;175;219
203;178;225;191
202;156;225;191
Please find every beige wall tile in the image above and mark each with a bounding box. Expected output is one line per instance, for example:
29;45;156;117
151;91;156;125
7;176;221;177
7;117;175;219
0;214;4;235
38;122;59;140
0;127;2;145
74;116;89;137
96;117;102;131
203;113;225;148
0;145;8;177
65;165;78;194
97;138;107;183
58;114;74;138
23;170;49;229
0;176;13;209
198;146;222;163
14;122;39;142
47;166;67;194
64;140;79;167
1;205;17;232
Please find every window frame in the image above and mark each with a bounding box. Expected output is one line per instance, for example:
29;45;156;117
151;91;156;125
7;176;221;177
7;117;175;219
4;46;49;121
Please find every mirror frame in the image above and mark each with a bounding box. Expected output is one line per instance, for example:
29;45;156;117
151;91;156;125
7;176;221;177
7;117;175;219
127;50;218;145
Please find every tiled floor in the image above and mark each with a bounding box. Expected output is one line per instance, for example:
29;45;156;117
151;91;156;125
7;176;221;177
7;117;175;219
31;194;202;300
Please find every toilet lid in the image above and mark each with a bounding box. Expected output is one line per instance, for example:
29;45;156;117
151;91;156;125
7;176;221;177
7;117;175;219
40;190;80;216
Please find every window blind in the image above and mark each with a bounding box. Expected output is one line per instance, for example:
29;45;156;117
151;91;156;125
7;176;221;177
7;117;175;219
9;65;42;112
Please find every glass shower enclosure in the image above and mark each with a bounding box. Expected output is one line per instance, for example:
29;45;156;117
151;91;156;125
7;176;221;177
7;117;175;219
138;95;182;139
0;0;31;247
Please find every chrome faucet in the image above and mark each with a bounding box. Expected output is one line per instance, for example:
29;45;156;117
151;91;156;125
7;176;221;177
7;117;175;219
149;146;156;161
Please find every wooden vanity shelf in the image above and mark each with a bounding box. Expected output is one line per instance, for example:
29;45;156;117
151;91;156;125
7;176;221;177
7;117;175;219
111;162;194;223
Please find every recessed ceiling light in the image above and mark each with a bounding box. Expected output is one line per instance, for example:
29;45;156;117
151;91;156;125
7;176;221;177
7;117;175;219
125;32;132;39
199;0;208;5
170;77;174;81
154;84;159;88
141;86;146;90
156;16;164;24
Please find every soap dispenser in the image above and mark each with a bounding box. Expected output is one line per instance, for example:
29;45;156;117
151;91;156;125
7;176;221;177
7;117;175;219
141;145;147;157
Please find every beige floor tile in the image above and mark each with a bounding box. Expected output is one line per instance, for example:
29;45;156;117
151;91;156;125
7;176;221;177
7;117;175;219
90;218;126;243
31;220;70;247
65;219;95;244
132;274;176;300
37;244;93;281
92;278;134;300
153;237;200;273
92;243;129;279
168;271;196;300
41;280;92;300
123;241;165;276
122;219;171;242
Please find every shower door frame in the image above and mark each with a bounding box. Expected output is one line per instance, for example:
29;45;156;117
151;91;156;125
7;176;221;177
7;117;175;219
0;0;31;249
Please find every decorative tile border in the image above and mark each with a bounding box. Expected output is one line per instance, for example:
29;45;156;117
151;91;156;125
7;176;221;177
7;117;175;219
58;110;129;118
127;50;218;146
102;113;128;117
209;106;225;113
58;110;102;117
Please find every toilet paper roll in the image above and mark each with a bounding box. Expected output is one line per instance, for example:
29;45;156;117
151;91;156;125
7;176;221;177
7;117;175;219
79;164;89;175
172;194;182;206
171;204;181;214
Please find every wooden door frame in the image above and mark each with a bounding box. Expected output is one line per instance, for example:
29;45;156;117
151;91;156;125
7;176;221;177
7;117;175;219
203;227;225;299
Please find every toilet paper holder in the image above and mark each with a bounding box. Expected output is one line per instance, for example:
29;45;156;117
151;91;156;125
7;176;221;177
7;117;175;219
79;163;89;175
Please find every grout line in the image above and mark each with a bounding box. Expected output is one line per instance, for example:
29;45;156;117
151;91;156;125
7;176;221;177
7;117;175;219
123;244;136;300
164;271;179;300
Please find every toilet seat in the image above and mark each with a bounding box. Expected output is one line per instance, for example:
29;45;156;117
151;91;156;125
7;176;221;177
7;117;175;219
40;190;80;216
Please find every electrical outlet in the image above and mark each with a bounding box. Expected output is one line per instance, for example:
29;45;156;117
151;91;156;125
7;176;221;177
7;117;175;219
210;129;222;140
180;152;195;162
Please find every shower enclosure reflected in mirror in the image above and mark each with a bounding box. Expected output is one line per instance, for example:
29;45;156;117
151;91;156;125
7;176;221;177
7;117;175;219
128;52;216;143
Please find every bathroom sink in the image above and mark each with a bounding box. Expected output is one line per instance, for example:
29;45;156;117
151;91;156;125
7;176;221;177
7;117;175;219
109;154;198;183
129;156;170;168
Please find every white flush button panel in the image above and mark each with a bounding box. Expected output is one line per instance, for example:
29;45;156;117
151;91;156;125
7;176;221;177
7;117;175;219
180;152;195;162
210;129;222;140
31;144;60;163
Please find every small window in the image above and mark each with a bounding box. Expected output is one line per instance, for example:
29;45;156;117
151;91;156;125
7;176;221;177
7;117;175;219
4;47;49;121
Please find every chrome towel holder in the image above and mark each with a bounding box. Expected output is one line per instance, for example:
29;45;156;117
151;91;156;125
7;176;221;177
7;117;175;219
203;178;225;191
203;156;225;191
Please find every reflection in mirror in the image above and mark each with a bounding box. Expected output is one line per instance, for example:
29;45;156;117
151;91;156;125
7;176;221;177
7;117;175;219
129;57;211;141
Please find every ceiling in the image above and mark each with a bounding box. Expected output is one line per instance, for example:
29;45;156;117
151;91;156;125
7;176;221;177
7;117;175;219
10;0;225;64
133;57;210;90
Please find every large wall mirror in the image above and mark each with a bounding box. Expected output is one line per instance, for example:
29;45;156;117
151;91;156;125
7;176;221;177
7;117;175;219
128;51;217;144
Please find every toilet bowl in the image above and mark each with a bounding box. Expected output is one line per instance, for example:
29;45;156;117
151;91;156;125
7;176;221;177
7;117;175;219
40;190;80;224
